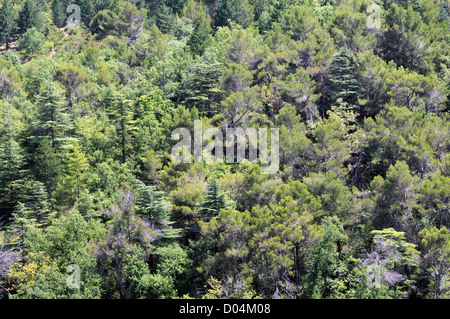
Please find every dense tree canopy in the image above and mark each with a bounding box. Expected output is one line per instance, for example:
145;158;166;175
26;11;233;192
0;0;449;300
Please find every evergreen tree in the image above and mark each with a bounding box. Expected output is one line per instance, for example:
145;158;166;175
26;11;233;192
135;180;181;241
79;0;111;27
187;20;211;56
55;65;89;108
305;216;351;298
155;4;176;34
0;0;17;50
179;61;224;115
92;189;162;299
105;89;135;164
52;0;68;29
18;0;45;35
11;181;51;230
33;139;61;201
380;4;431;74
438;3;450;29
197;179;227;220
33;81;71;147
53;143;89;209
62;144;89;199
17;27;46;56
0;102;26;215
90;0;147;43
420;226;450;298
326;47;361;112
214;0;254;28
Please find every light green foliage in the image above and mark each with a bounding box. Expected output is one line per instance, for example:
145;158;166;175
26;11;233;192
17;27;46;56
54;144;89;208
0;0;448;300
9;211;107;299
420;226;450;298
327;0;377;53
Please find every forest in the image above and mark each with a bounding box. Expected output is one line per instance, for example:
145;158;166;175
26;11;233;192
0;0;449;300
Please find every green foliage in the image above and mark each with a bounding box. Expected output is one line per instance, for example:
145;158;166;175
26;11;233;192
214;0;254;28
90;0;147;43
0;0;448;301
326;47;361;112
0;0;17;50
420;226;450;298
17;27;46;56
18;0;47;35
197;178;228;220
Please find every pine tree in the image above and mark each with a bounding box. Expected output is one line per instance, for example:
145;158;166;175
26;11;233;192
326;47;361;112
105;89;135;163
0;102;26;215
90;0;147;42
135;180;181;241
52;0;68;29
179;61;224;116
214;0;254;28
155;4;176;34
198;179;227;220
380;4;431;74
55;65;89;107
305;216;349;298
64;144;89;199
91;188;162;299
187;20;211;56
34;81;71;147
33;139;61;202
11;181;51;230
0;0;17;50
18;0;45;34
438;3;450;29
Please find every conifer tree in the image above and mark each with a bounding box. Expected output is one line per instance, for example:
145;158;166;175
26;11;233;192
0;0;17;50
187;20;211;56
18;0;45;34
0;102;26;214
33;139;61;201
63;144;89;199
11;181;51;230
214;0;253;28
52;0;67;29
34;81;71;147
179;61;224;116
105;89;135;163
55;65;89;108
135;180;181;241
198;179;227;220
326;47;361;112
155;4;176;34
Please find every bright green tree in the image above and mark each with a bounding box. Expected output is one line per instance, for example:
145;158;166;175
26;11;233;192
17;27;46;56
420;226;450;298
